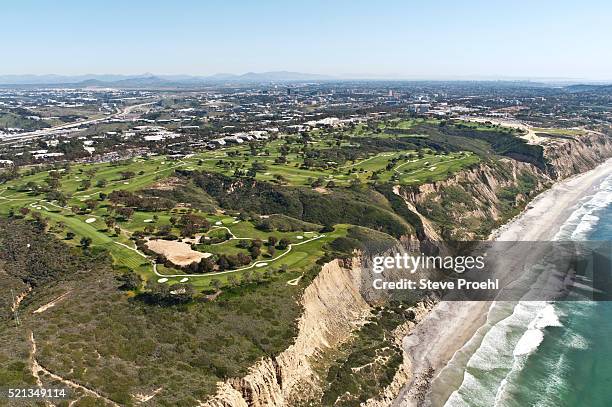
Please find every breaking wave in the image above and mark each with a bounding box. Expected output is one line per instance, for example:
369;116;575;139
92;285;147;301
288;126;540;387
444;173;612;407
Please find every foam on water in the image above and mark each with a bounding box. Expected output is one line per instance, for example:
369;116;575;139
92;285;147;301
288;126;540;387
555;174;612;240
444;302;555;406
567;332;589;350
513;303;562;357
443;173;612;407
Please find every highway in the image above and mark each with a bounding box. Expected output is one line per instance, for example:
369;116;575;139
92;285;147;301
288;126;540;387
0;100;158;144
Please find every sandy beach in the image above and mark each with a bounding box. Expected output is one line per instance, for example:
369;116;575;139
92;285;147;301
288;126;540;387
393;158;612;406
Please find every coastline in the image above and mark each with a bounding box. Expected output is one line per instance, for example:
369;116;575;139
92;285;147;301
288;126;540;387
393;158;612;407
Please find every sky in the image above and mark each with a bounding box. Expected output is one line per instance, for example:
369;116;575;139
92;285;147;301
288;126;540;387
2;0;612;80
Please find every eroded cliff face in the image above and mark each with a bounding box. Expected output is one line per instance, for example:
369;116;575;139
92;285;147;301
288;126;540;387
203;258;371;407
203;131;612;407
542;131;612;178
395;132;612;241
394;159;545;240
361;299;437;407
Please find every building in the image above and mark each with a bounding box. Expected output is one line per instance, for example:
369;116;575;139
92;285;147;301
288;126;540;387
408;104;430;114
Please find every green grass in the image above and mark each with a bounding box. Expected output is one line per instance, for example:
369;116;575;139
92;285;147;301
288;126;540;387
0;159;348;291
180;139;478;188
532;127;583;135
0;121;482;290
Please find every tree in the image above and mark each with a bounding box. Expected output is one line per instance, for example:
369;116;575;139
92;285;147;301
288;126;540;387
277;238;290;250
66;231;75;240
143;280;171;304
80;236;92;248
156;224;171;236
250;245;261;258
217;255;230;271
117;272;142;290
80;179;92;190
120;171;135;180
267;236;278;246
320;224;335;233
116;206;134;220
170;283;194;303
105;217;116;229
237;253;252;265
85;199;98;210
48;178;61;191
197;258;215;273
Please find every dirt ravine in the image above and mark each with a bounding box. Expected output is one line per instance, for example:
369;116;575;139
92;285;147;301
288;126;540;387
33;291;71;314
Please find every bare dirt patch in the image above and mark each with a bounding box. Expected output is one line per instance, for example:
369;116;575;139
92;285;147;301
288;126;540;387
146;239;211;266
33;291;71;314
149;177;185;191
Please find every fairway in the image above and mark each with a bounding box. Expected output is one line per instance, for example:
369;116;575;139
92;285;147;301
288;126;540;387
0;119;485;290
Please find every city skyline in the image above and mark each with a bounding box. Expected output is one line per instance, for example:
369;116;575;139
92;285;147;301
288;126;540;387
3;0;612;81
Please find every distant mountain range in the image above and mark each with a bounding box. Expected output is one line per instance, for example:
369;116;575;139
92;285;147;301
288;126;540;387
1;73;610;90
0;71;335;86
564;83;612;93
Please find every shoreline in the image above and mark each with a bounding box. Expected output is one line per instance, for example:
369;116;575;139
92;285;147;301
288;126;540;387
393;158;612;407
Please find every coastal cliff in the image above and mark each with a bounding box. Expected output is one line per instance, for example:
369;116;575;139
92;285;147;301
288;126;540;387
394;131;612;241
203;131;612;407
543;131;612;178
203;258;371;406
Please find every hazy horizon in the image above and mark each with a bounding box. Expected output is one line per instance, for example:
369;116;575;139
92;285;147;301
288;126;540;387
1;72;611;86
3;0;612;81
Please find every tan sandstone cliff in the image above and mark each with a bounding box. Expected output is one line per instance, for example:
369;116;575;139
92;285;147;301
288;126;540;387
203;258;371;407
203;131;612;407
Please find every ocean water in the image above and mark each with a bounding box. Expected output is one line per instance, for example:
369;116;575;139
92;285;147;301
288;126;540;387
441;173;612;407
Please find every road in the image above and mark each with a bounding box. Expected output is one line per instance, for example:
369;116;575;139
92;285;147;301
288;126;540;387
0;100;158;144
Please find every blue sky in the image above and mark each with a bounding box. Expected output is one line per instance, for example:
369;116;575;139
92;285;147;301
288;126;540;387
3;0;611;80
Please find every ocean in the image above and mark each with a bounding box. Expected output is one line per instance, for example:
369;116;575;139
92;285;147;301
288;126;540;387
436;173;612;407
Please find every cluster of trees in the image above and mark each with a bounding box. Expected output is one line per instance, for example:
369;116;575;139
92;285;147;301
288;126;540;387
192;172;410;238
140;281;195;305
177;213;210;237
216;253;252;271
108;190;175;211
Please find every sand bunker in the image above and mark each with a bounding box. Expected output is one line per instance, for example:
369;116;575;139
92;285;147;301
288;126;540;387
85;218;96;223
147;239;212;266
157;278;168;283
